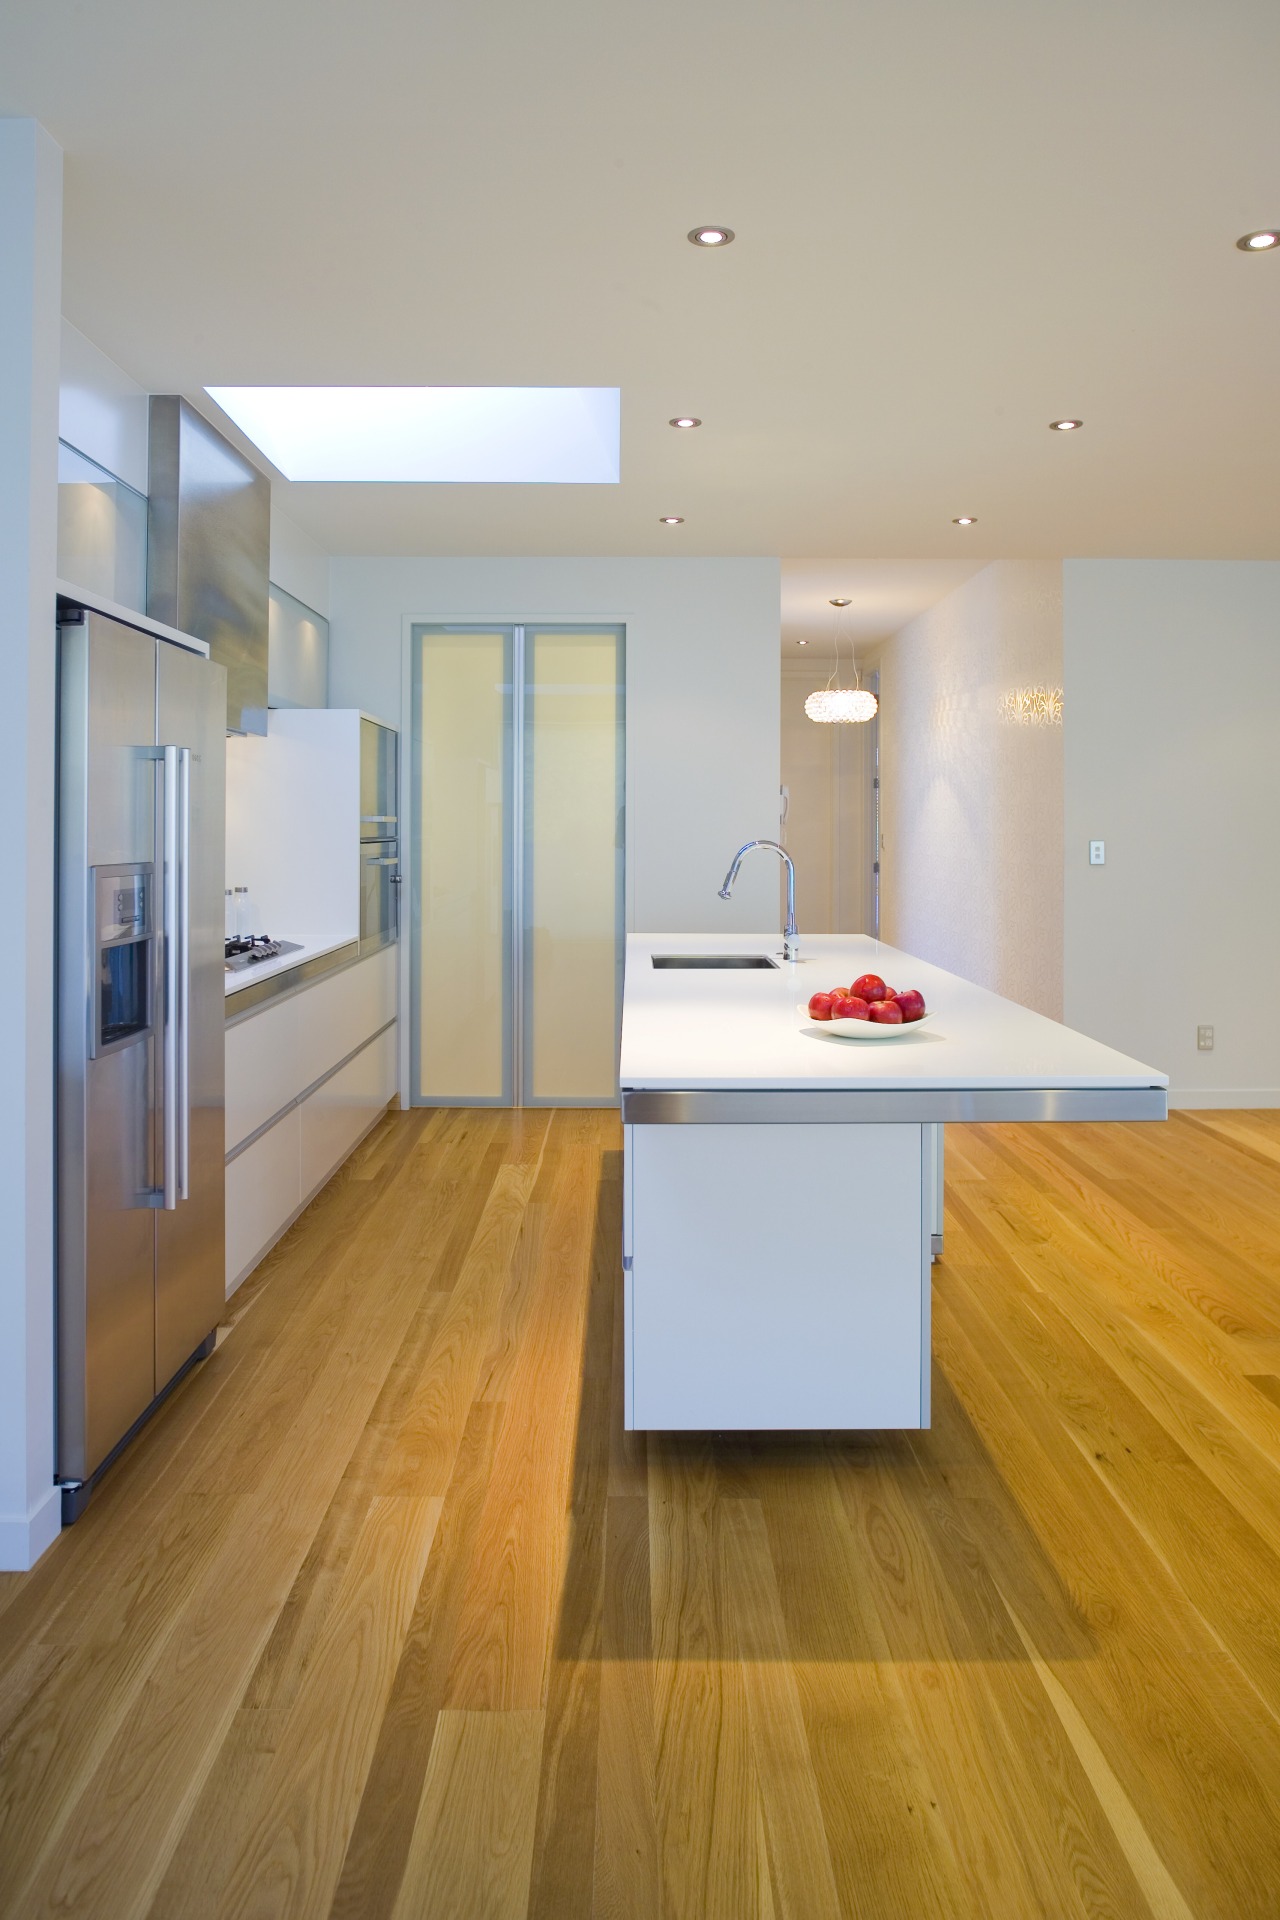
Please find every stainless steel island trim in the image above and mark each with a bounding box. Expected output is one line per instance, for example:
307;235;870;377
621;1086;1169;1124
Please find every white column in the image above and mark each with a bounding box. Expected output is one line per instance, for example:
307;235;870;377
0;119;63;1569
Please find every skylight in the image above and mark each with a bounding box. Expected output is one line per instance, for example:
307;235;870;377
203;386;621;484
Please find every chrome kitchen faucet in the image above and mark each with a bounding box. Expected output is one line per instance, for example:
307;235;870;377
718;839;800;962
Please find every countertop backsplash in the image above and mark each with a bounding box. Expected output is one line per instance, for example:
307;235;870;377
225;709;363;958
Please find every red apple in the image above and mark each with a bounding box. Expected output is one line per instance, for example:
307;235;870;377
808;992;835;1021
830;993;870;1021
896;988;926;1022
851;973;889;1002
869;998;904;1024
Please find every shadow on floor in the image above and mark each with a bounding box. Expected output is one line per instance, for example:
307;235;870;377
554;1161;1089;1666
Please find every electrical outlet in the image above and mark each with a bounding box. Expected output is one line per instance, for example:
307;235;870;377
1089;840;1105;865
1197;1025;1214;1051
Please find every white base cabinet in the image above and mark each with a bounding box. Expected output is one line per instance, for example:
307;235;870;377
225;944;397;1155
300;1023;397;1200
225;947;398;1294
226;1109;303;1296
624;1120;930;1431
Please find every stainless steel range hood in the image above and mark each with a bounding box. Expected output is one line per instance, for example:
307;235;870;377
147;396;270;735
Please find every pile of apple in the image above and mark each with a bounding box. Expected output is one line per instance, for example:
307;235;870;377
808;972;926;1026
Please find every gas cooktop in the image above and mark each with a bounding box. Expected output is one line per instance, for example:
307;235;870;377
224;936;305;972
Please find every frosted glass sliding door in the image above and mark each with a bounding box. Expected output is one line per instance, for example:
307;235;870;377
411;624;624;1107
523;629;624;1103
413;629;511;1103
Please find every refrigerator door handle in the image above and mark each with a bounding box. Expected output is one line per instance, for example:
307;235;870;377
178;744;191;1202
160;744;179;1210
158;744;191;1210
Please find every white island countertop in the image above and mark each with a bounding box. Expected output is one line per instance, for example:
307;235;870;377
620;934;1167;1116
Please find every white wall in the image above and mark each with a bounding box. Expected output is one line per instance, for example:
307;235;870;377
226;711;360;952
0;120;62;1570
327;557;782;934
1064;560;1280;1104
876;561;1064;1017
58;317;147;490
269;503;330;619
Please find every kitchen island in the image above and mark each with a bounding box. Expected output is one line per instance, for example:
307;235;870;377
620;933;1167;1431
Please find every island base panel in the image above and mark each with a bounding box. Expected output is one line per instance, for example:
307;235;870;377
625;1121;929;1430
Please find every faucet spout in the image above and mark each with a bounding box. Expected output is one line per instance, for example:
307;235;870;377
717;839;800;961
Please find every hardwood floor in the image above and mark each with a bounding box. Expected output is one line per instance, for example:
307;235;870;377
4;1105;1280;1917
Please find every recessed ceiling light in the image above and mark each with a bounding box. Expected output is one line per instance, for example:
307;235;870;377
796;639;809;646
828;597;852;607
660;515;684;525
688;226;735;247
1049;419;1083;431
203;386;620;483
953;515;977;526
1237;230;1280;251
669;416;702;429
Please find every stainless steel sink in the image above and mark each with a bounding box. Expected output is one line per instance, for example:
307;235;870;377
651;954;778;969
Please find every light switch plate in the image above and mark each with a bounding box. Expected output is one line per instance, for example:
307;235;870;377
1198;1025;1214;1051
1089;840;1105;865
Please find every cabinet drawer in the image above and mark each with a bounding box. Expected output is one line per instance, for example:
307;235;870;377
294;945;397;1091
299;1024;396;1201
225;995;302;1153
225;1107;301;1294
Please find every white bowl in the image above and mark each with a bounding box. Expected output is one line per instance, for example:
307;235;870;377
799;1006;934;1040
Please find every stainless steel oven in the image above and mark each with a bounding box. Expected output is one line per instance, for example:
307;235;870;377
359;717;398;954
360;716;397;842
361;840;399;953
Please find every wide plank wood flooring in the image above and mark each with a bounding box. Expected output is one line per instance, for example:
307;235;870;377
4;1105;1280;1917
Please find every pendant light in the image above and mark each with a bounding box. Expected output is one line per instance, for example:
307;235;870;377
805;598;878;724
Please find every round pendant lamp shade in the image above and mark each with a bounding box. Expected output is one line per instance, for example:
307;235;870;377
804;687;878;724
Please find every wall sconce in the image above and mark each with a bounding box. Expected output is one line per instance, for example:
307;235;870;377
998;686;1063;726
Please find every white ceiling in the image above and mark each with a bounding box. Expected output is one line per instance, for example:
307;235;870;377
4;0;1278;560
781;559;987;658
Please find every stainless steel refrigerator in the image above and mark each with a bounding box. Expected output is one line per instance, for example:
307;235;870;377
56;604;226;1521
